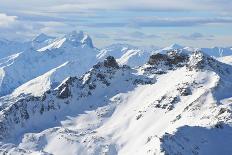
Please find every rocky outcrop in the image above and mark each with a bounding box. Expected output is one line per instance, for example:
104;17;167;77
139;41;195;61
187;50;232;75
144;50;189;75
148;51;188;67
148;53;169;65
57;77;77;99
103;56;119;69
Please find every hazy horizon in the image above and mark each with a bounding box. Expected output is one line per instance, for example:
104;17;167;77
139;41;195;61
0;0;232;48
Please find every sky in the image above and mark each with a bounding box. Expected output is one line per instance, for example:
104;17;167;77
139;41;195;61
0;0;232;48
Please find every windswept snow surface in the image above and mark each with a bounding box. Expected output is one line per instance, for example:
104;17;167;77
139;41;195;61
0;51;232;155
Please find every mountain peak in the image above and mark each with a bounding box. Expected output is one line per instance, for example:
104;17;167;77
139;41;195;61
169;43;183;49
64;30;94;48
37;31;95;51
161;43;184;52
33;33;53;43
93;56;119;69
103;56;119;68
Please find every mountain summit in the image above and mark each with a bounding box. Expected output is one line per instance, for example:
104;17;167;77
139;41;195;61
38;31;94;52
64;30;94;48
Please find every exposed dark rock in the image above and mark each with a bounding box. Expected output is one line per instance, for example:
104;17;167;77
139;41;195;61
96;73;105;80
166;51;189;67
178;87;191;96
148;53;168;65
56;77;77;99
40;104;45;114
146;51;189;76
218;108;228;115
215;122;224;129
88;84;96;90
154;96;179;111
148;51;188;67
133;78;153;85
103;56;119;68
20;107;29;120
57;86;71;99
136;114;143;120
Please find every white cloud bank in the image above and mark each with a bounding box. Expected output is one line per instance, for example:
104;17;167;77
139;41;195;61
0;13;17;27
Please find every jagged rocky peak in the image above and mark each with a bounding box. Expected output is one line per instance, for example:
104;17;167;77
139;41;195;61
143;50;190;75
65;30;94;48
148;50;189;67
187;50;223;71
94;56;120;69
148;53;168;65
103;56;119;68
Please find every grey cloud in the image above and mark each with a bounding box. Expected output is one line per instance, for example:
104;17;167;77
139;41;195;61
113;38;140;42
178;32;214;40
84;17;232;28
127;31;160;39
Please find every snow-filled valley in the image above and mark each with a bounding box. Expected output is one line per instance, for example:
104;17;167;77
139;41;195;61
0;31;232;155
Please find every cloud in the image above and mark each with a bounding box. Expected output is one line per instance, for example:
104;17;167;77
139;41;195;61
127;31;160;39
133;17;232;27
39;0;232;13
107;31;161;44
1;0;231;15
178;32;214;40
84;17;232;28
113;38;141;42
0;13;17;27
0;0;231;47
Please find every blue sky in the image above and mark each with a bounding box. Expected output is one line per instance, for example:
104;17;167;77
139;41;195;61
0;0;231;48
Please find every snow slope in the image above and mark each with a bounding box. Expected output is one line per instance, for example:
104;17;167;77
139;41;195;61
218;55;232;65
31;33;55;50
0;39;30;59
97;43;152;67
0;51;232;155
201;47;232;57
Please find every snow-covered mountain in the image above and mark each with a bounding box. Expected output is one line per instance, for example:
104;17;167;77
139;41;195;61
0;49;232;155
0;31;232;155
31;33;55;50
1;34;231;97
97;43;153;67
154;43;192;54
155;43;232;58
0;40;154;96
0;31;98;96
